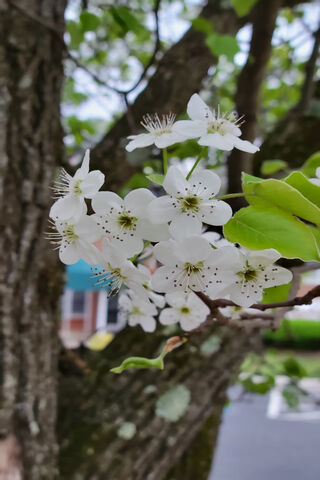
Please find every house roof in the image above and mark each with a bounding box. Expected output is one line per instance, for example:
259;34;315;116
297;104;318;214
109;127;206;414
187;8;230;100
66;260;110;291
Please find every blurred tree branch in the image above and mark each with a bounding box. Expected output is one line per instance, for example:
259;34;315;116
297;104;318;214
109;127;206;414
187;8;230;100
227;0;282;209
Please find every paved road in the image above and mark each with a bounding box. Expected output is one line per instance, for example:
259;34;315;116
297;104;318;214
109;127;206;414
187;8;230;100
209;388;320;480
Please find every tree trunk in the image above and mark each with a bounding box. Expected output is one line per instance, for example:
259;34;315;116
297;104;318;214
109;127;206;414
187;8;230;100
58;324;261;479
0;2;66;478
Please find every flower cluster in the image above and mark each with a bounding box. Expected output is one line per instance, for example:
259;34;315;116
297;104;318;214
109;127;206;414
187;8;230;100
49;94;292;334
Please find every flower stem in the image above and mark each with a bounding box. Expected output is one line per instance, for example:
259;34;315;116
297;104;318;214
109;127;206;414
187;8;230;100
186;149;206;180
163;148;168;174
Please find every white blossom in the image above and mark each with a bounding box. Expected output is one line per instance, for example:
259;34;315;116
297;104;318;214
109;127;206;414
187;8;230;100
219;305;263;321
160;291;210;331
126;113;186;152
119;290;158;332
50;150;105;221
219;249;293;307
48;215;101;265
148;166;232;240
202;231;234;247
92;188;169;257
151;235;239;298
138;265;166;308
309;167;320;186
92;240;150;299
173;94;259;153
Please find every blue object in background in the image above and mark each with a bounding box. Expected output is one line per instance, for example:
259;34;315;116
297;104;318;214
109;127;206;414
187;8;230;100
66;260;110;291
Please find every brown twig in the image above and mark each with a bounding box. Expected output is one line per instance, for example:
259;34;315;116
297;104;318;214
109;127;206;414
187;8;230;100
197;284;320;312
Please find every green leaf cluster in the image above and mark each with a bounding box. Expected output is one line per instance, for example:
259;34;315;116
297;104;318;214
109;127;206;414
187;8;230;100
224;169;320;262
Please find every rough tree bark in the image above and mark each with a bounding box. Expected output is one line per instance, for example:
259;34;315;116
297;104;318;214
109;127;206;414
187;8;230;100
0;1;66;478
58;324;260;480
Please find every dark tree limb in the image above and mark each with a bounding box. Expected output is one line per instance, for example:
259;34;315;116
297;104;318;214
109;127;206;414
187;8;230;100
295;22;320;112
227;0;282;208
90;0;245;190
195;284;320;331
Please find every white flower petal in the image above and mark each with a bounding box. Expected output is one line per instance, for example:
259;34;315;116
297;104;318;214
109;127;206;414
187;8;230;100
77;241;100;265
199;200;232;226
124;188;155;217
59;242;80;265
80;171;105;198
247;249;281;268
163;166;189;196
189;169;221;197
154;132;185;148
148;291;166;308
169;214;202;240
148;196;177;223
152;240;180;266
138;316;157;332
187;94;213;121
137;219;170;242
258;265;292;288
151;266;177;293
229;282;263;308
125;133;154;152
232;136;260;153
74;216;101;243
173;235;212;264
180;315;203;331
110;234;144;258
159;308;178;325
92;191;123;214
172;120;207;138
198;133;234;150
50;195;85;221
75;149;90;179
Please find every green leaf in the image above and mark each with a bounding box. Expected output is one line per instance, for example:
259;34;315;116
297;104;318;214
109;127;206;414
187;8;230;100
206;33;239;61
192;17;213;35
111;6;150;39
223;205;320;262
242;172;263;184
262;282;292;304
283;357;307;378
80;11;100;32
241;374;275;395
243;176;320;227
67;20;84;50
261;160;288;176
285;171;320;208
111;355;164;374
231;0;259;16
146;173;164;185
301;151;320;177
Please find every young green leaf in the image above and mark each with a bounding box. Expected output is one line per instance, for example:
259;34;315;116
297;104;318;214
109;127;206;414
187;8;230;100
111;355;164;374
223;205;320;262
231;0;259;16
301;151;320;178
285;171;320;208
261;160;287;176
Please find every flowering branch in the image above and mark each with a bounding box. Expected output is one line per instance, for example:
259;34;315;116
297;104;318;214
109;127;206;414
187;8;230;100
197;284;320;313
